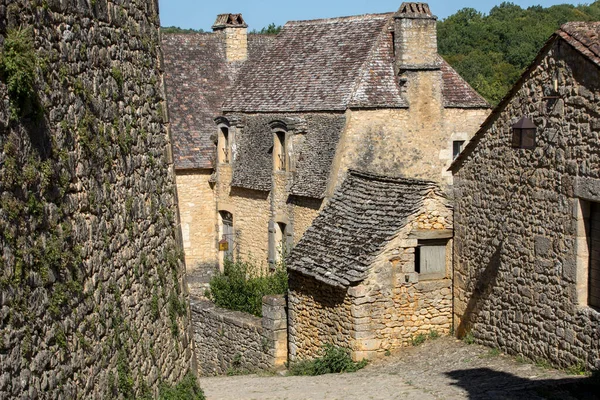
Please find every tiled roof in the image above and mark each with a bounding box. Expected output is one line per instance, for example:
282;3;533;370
230;114;346;198
223;14;393;112
558;22;600;67
162;33;274;170
348;25;408;109
288;170;439;288
441;60;489;108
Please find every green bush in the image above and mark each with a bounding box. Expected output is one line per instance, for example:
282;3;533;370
207;257;287;317
158;372;205;400
0;27;39;119
288;344;368;376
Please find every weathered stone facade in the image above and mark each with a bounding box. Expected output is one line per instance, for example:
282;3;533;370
177;170;217;292
288;171;454;360
191;295;287;375
452;23;600;370
0;1;195;398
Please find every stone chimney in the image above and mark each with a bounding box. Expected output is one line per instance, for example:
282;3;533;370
212;13;248;62
393;3;440;73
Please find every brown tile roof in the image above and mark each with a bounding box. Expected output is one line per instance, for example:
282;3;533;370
223;14;394;112
288;170;440;288
558;22;600;67
223;13;487;113
162;33;274;170
450;22;600;173
441;60;489;108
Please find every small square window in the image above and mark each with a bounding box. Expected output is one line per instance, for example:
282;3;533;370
453;140;465;160
415;239;447;280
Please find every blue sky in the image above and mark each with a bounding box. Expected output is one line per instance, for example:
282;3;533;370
158;0;589;31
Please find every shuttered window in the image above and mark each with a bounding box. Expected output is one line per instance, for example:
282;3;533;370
415;239;447;280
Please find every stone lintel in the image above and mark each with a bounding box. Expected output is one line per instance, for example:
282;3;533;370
408;229;453;240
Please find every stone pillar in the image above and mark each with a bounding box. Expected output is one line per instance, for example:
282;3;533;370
262;295;288;368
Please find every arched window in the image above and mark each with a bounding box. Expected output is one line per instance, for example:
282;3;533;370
218;127;230;164
274;131;286;171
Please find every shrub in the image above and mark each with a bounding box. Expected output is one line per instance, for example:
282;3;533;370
0;27;39;119
158;372;205;400
207;257;287;317
288;344;368;376
411;333;427;346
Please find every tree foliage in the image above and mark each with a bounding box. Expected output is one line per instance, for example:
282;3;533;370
438;1;600;105
161;26;205;34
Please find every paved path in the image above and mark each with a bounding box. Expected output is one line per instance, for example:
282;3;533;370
199;337;592;400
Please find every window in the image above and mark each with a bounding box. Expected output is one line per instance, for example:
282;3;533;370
415;239;447;280
274;131;286;171
218;211;234;268
453;140;465;160
511;116;536;149
578;200;600;309
268;220;292;268
218;127;230;164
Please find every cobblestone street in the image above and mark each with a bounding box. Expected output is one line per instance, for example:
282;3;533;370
200;337;596;399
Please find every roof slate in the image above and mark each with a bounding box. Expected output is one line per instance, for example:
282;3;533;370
223;14;393;112
441;60;489;108
162;33;274;170
230;114;346;198
288;170;439;288
558;21;600;67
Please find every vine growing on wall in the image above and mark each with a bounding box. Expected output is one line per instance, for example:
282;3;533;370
0;26;40;119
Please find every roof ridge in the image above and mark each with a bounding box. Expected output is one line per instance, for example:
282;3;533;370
347;169;436;186
285;12;393;26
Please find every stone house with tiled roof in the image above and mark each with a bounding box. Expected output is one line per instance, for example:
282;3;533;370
212;3;489;275
450;22;600;370
163;2;489;311
288;170;455;360
162;17;275;290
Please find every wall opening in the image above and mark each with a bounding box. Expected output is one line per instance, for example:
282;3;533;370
218;127;230;164
218;210;234;271
577;199;600;309
415;239;448;280
453;140;465;160
274;131;286;171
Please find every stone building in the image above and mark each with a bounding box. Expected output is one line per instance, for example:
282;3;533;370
162;16;274;292
183;2;489;275
450;22;600;370
288;170;454;360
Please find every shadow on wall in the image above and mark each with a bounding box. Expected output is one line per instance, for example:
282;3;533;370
446;368;600;400
456;240;503;338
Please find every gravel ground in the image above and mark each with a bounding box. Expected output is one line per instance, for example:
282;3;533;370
199;337;596;400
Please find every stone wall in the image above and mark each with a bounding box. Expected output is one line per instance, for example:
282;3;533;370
176;169;217;294
222;27;248;62
0;1;195;398
191;296;287;375
453;40;600;370
329;104;488;197
288;272;354;361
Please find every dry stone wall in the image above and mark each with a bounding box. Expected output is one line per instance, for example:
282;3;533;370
0;1;194;398
191;296;287;375
454;41;600;370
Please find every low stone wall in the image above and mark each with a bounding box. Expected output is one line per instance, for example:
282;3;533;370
191;295;287;375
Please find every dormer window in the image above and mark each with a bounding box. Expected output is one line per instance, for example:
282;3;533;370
274;131;287;171
218;127;230;164
512;116;537;149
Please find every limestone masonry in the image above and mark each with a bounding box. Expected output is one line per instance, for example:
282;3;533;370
452;22;600;370
0;0;194;398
